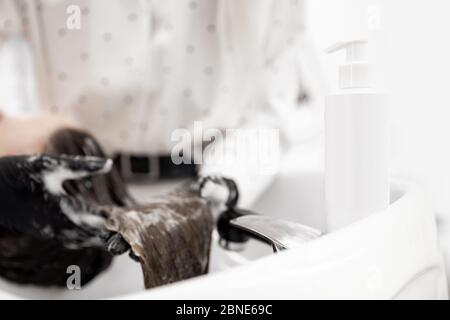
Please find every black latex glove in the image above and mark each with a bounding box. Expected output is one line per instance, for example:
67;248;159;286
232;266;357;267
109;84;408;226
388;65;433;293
196;175;239;210
0;155;128;254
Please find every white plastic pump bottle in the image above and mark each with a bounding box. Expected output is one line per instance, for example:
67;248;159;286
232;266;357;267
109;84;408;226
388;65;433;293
325;40;389;232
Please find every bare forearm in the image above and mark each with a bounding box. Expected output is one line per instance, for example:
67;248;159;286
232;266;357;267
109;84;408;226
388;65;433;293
0;113;79;156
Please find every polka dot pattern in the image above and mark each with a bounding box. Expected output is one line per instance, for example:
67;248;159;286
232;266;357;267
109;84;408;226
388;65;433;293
57;72;67;81
124;95;134;105
9;0;304;153
100;77;110;86
58;28;66;37
79;96;88;104
103;33;112;41
204;66;213;76
186;45;195;54
183;89;192;98
128;13;137;21
80;52;89;61
189;1;197;10
125;56;134;65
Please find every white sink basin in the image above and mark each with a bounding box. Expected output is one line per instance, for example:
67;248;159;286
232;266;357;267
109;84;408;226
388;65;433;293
0;158;447;299
136;172;448;300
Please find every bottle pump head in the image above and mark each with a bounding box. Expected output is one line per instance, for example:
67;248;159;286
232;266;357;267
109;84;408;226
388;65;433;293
326;40;373;89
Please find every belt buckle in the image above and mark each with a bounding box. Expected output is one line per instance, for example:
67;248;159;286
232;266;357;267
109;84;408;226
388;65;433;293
120;154;160;181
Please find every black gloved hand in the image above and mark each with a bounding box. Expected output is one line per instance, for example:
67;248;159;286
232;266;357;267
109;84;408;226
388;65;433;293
196;175;239;212
0;155;127;253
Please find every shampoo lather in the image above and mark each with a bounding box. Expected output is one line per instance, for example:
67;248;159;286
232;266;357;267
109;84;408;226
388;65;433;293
325;40;389;232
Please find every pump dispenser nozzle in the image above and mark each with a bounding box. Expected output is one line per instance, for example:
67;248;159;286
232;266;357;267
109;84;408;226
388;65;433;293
326;40;373;89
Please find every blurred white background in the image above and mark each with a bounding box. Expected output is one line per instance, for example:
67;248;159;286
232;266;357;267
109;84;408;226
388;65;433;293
307;0;450;218
1;0;449;217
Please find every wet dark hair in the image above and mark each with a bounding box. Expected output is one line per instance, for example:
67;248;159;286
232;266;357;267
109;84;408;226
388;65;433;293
0;128;212;289
44;129;135;207
0;128;133;287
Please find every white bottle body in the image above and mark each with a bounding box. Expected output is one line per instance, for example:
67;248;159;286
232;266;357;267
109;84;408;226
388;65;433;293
325;89;389;232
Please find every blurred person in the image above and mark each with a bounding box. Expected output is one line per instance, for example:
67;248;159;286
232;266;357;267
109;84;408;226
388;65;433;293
0;0;325;264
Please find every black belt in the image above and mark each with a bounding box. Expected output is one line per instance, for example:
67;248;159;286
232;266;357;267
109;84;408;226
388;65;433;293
114;154;198;181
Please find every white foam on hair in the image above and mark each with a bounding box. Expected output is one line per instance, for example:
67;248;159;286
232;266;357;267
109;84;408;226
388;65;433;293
60;199;105;228
42;159;112;195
